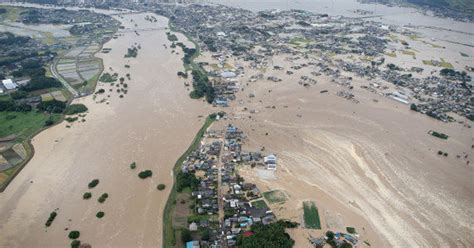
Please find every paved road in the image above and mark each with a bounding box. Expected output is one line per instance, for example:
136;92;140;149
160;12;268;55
50;60;79;98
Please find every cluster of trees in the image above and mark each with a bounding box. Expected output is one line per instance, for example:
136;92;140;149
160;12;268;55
37;100;66;113
440;68;471;82
166;32;178;42
45;211;57;227
190;69;215;103
236;220;297;248
96;211;105;218
88;179;99;188
65;104;88;115
98;193;109;203
176;171;199;192
11;59;61;95
138;170;153;179
429;131;449;139
69;23;96;35
157;184;166;190
83;192;92;200
124;47;138;58
176;42;197;66
0;32;30;46
68;230;80;240
99;72;118;82
21;76;62;92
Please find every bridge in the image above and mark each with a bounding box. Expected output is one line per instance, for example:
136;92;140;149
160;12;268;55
116;27;167;34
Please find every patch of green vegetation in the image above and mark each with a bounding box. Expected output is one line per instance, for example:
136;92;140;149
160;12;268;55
262;190;287;204
71;240;81;248
166;32;178;42
385;52;397;58
289;36;311;47
65;117;78;123
98;193;109;203
163;114;216;247
130;162;136;169
83;192;92;200
0;111;50;141
96;211;105;218
176;171;199;192
88;179;99;188
0;6;21;22
440;58;454;68
237;220;296;247
41;31;56;45
429;130;449;139
189;69;215;104
68;230;80;240
124;46;138;58
303;201;321;229
138;170;153;179
38;100;66;114
45;211;57;227
438;150;449;157
44;114;62;126
346;227;357;234
408;34;420;40
402;50;416;56
252;199;268;209
65;104;88;115
422;60;434;66
388;33;398;41
99;72;118;82
157;184;166;191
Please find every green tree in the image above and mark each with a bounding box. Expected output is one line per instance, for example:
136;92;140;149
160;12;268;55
238;222;294;248
181;229;192;243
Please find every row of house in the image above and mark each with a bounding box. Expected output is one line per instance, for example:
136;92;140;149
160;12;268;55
220;125;277;246
178;124;279;247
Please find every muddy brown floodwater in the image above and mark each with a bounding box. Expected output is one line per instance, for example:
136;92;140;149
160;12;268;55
0;12;209;248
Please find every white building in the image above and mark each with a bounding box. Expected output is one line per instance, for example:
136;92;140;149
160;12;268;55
2;79;18;90
221;71;236;78
264;154;277;170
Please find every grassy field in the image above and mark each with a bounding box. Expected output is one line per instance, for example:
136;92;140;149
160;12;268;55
252;199;269;209
163;114;215;248
262;190;287;204
303;201;321;229
289;36;311;47
439;58;454;68
0;6;22;22
385;52;397;58
0;111;50;141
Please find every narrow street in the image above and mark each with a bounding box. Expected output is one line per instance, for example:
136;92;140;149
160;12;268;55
217;137;226;247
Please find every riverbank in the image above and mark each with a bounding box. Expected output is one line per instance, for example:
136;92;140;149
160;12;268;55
163;114;216;247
